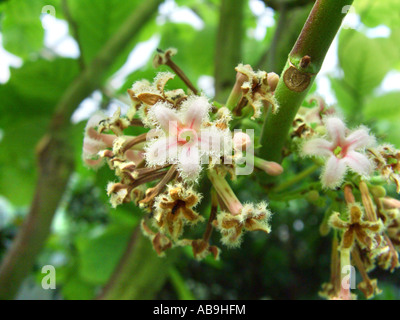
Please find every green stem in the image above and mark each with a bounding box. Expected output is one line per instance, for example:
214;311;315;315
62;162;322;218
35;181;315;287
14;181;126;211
339;248;352;300
0;0;163;300
168;267;195;300
272;164;319;193
259;0;354;163
208;170;243;215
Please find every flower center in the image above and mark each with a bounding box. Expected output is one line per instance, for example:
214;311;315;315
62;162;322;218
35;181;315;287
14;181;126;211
177;128;197;146
333;146;343;159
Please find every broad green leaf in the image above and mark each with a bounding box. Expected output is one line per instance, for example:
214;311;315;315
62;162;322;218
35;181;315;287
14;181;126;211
168;266;195;300
0;58;79;121
354;0;400;29
76;225;133;284
1;0;44;58
61;275;96;300
159;22;216;82
338;29;392;97
329;77;359;115
364;92;400;119
0;58;79;205
363;92;400;147
68;0;143;68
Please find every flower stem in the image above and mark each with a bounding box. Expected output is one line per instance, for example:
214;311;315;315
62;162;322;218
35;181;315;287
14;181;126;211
272;164;318;193
208;170;243;215
339;248;352;300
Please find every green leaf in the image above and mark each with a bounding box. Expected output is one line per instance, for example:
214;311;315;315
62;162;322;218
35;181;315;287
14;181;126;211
1;0;45;58
364;92;400;147
159;22;216;82
168;266;195;300
61;274;96;300
329;77;359;115
76;225;133;285
0;58;79;205
364;91;400;119
0;58;79;121
338;29;392;97
354;0;400;29
68;0;142;67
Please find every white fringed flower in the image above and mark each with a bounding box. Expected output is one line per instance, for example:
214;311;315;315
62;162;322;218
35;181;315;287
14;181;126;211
302;117;376;189
144;96;231;180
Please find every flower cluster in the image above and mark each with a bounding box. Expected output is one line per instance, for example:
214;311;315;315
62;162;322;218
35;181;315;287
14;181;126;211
82;50;400;299
293;100;400;300
83;54;283;260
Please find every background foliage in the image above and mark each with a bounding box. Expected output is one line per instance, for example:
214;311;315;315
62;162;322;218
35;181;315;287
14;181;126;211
0;0;399;299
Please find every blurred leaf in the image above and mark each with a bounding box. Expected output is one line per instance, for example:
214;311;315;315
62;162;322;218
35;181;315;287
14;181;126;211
76;225;132;285
159;22;216;82
329;77;359;115
168;266;195;300
364;91;400;147
1;0;44;58
0;58;79;205
61;274;96;300
354;0;400;29
0;58;79;120
338;29;392;97
68;0;142;68
364;91;400;119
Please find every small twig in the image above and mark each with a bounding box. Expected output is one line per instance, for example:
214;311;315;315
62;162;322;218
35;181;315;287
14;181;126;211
139;165;178;204
122;133;148;153
165;59;198;95
203;189;218;243
61;0;85;70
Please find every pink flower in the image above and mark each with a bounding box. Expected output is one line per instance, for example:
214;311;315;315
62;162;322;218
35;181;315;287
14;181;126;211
302;117;376;189
145;96;230;180
83;112;143;168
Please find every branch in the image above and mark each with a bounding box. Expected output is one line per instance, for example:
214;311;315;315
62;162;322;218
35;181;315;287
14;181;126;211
264;0;316;11
97;230;176;300
257;2;314;73
259;0;354;163
0;0;163;300
62;0;85;70
214;0;245;102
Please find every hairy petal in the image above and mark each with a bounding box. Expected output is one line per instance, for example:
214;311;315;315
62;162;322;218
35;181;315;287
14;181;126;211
151;103;180;133
181;96;210;130
85;111;107;132
302;138;333;157
321;156;347;189
145;136;177;166
345;127;376;151
178;143;201;180
344;150;374;176
325;117;346;146
199;127;227;157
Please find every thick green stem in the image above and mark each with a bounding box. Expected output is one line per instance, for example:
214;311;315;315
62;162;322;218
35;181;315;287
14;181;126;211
214;0;245;102
259;0;354;163
0;0;163;300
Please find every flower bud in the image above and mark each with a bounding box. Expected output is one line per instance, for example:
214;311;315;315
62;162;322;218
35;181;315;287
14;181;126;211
306;190;320;203
254;157;284;176
267;72;279;91
233;132;251;151
370;185;386;198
